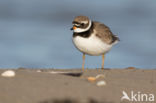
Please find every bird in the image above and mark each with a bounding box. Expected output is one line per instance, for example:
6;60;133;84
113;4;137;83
71;16;119;71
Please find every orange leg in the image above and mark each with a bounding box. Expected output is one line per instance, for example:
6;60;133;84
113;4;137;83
102;54;105;70
82;53;85;71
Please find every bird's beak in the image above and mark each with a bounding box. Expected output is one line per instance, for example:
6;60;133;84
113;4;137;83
70;27;73;30
70;26;77;30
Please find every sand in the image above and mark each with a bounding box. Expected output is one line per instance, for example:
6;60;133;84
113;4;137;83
0;68;156;103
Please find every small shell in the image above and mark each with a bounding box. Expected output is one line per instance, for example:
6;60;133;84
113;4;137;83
1;70;15;77
37;70;42;72
95;74;105;79
96;80;106;86
87;77;96;82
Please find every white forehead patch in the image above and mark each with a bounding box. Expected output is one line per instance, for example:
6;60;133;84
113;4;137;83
74;20;92;33
81;21;88;24
73;23;80;27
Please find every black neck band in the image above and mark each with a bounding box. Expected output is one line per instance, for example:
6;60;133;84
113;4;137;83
73;22;93;38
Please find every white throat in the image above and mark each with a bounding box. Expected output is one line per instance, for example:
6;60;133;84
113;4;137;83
74;20;92;33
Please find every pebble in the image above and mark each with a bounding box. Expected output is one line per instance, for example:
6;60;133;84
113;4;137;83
95;74;105;79
126;67;136;69
96;80;106;86
1;70;15;77
87;77;96;82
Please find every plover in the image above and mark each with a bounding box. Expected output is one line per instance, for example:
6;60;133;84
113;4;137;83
71;16;119;71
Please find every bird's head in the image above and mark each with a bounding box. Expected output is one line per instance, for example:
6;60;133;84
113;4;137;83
71;16;92;33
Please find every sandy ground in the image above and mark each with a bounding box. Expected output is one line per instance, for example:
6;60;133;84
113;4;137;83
0;68;156;103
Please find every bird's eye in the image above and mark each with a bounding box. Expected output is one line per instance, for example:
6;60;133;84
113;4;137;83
81;23;85;26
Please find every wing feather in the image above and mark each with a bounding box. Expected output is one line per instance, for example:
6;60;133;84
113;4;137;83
94;21;119;44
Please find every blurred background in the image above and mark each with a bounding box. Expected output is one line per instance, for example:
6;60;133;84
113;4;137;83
0;0;156;69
